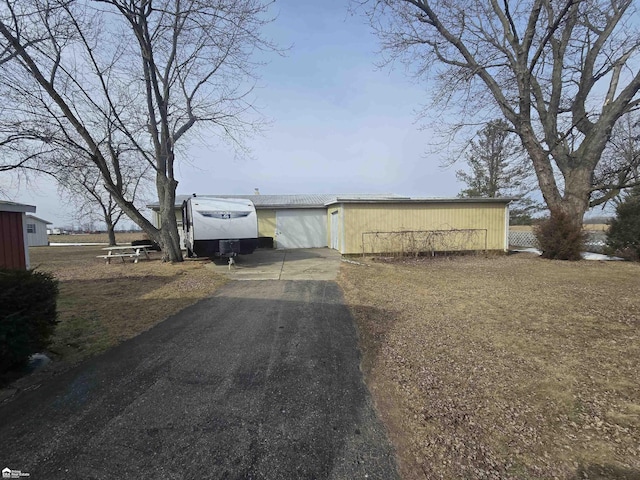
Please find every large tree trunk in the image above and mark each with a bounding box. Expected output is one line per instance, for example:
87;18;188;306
520;126;591;228
100;203;118;246
554;166;592;228
102;181;182;262
534;161;590;228
536;169;591;228
156;175;183;263
106;219;117;246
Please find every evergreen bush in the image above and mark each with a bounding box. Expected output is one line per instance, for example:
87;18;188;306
606;187;640;261
0;269;59;373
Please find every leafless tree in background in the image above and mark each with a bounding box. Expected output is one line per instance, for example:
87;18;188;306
0;0;277;261
59;168;129;245
55;150;152;246
362;0;640;229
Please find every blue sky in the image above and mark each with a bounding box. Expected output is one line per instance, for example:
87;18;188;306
11;0;460;228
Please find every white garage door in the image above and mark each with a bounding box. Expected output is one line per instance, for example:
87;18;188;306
275;209;327;249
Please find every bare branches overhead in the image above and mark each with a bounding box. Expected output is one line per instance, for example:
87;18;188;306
363;0;640;225
0;0;277;261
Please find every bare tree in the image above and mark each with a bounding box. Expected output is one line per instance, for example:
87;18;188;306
56;155;151;246
363;0;640;229
0;121;57;175
0;0;276;261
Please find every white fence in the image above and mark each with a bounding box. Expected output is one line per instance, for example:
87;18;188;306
509;231;538;248
508;231;607;252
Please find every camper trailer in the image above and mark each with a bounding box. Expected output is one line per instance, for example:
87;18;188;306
182;196;259;258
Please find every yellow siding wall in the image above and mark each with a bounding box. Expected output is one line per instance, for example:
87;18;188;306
257;209;276;238
153;210;184;228
152;210;183;228
342;203;507;254
151;210;186;249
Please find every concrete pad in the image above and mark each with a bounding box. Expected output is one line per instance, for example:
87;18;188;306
207;248;342;281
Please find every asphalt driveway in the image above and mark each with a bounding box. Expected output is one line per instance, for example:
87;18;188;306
0;280;398;479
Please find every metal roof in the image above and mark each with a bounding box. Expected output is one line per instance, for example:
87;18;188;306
152;194;405;210
148;194;513;210
0;200;36;213
326;197;515;206
26;214;52;224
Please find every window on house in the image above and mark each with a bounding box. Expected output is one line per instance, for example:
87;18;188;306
27;224;36;234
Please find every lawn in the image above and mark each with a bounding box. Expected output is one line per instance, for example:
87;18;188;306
338;253;640;480
29;241;226;366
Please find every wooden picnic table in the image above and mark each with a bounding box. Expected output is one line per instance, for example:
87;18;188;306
97;244;154;264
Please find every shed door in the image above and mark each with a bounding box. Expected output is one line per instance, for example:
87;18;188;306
0;211;27;269
275;209;327;249
330;211;339;250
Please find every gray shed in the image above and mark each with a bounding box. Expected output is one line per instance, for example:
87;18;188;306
25;214;52;246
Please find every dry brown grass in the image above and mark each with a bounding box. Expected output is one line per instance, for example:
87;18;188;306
338;253;640;480
24;241;640;479
29;245;226;365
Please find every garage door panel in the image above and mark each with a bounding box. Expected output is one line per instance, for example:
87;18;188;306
275;209;327;249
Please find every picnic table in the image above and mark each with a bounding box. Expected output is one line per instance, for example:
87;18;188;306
97;245;154;264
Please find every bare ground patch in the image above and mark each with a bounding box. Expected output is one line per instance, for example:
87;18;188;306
338;253;640;480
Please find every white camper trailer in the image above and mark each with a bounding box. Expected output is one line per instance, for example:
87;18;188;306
182;196;259;258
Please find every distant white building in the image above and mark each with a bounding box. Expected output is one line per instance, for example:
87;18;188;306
25;214;52;247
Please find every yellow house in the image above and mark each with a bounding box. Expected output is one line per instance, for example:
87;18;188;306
149;194;512;255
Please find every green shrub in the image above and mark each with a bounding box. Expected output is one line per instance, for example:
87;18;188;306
533;210;587;261
0;269;59;373
606;187;640;261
